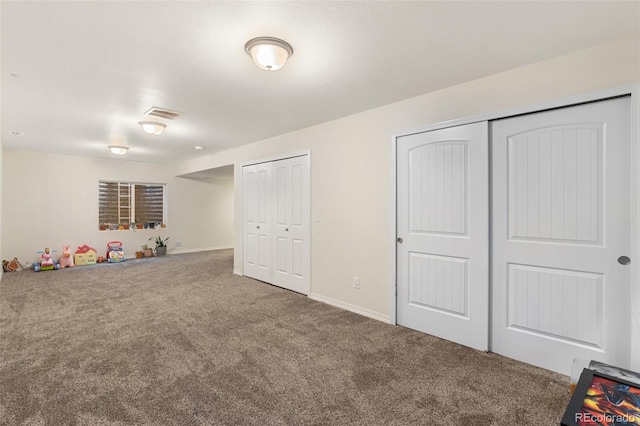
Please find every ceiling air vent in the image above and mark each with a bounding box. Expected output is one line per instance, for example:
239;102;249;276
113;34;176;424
143;107;183;120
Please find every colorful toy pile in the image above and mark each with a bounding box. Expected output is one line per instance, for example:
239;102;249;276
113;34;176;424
30;242;127;271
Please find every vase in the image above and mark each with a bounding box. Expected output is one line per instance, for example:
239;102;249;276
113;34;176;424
155;246;167;257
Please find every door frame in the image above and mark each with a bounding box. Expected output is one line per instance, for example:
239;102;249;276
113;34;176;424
240;150;311;289
390;84;640;371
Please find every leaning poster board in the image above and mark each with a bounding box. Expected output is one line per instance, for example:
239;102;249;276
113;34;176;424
561;368;640;426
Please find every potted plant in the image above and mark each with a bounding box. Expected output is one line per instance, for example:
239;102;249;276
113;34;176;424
150;236;169;256
141;244;153;258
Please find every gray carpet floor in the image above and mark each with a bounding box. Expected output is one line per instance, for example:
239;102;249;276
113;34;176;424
0;249;570;425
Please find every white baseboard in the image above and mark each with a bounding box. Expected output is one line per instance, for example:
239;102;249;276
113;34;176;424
308;293;391;324
233;269;242;276
123;246;233;260
169;246;233;255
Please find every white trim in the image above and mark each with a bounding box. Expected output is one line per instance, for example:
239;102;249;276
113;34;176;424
120;246;232;260
390;83;639;365
632;84;640;372
309;292;391;324
233;269;242;276
236;165;243;277
393;84;637;138
169;246;233;255
389;134;398;325
240;150;311;168
306;151;312;294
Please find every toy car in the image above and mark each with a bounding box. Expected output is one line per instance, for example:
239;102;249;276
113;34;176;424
34;247;60;272
34;260;60;272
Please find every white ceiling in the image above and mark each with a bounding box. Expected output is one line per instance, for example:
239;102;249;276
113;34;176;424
2;1;638;165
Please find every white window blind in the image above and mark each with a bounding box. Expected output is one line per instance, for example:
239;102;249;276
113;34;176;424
99;181;165;228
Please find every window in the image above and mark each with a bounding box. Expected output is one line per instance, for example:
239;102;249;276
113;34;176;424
99;181;166;229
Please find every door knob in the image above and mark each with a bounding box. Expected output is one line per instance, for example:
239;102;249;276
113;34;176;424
618;256;631;265
397;237;403;244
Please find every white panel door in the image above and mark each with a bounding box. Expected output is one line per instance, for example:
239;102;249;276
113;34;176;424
397;122;489;351
243;162;272;283
492;98;631;375
271;156;310;295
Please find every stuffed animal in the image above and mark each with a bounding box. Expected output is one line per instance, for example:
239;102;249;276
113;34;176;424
41;247;54;266
58;245;75;269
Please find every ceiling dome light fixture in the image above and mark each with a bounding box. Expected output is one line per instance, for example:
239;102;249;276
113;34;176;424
245;37;293;71
138;121;167;135
108;145;129;155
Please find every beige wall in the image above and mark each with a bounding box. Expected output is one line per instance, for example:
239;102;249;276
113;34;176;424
2;150;234;264
176;36;640;321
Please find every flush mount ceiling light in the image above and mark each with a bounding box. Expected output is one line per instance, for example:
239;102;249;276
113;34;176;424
108;145;129;155
244;37;293;71
138;121;167;135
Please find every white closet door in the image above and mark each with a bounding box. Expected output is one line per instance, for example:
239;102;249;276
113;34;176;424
243;162;272;283
271;156;310;295
492;98;632;375
397;122;489;351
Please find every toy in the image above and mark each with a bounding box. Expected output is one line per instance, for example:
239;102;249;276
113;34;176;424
74;245;97;266
34;247;60;272
97;256;105;263
58;245;75;269
3;257;27;272
41;247;54;266
106;241;125;263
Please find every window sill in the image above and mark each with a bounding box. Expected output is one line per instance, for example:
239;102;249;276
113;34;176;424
99;227;167;232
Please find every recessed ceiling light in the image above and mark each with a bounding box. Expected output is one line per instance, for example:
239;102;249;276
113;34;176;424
195;146;204;150
9;131;23;136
